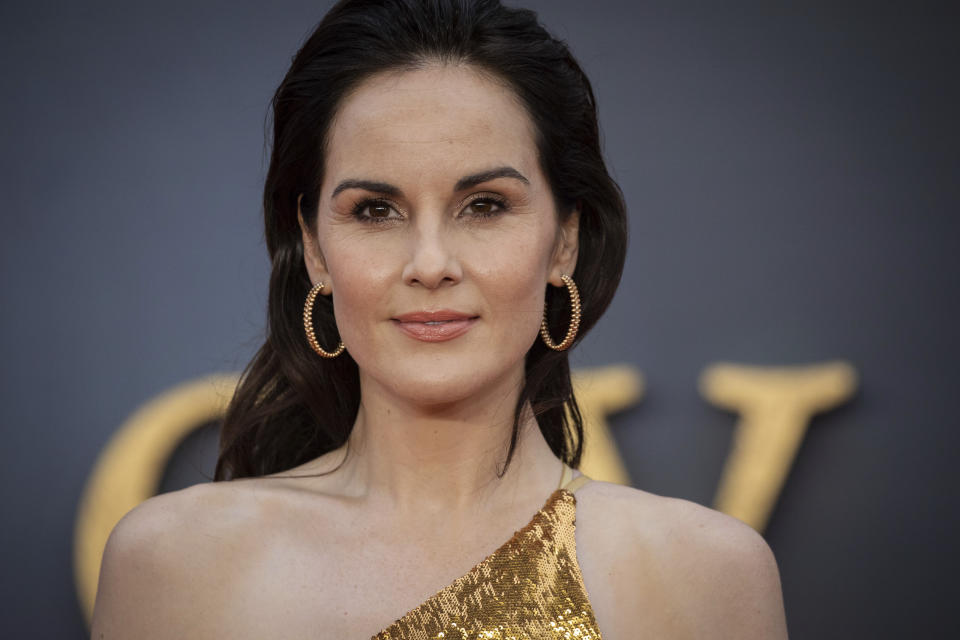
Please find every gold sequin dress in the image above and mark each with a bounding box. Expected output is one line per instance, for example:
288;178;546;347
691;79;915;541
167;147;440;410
373;464;603;640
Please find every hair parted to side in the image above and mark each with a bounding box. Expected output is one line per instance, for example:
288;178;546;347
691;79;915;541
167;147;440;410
214;0;628;482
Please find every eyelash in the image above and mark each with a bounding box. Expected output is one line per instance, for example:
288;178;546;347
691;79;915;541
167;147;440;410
349;192;509;224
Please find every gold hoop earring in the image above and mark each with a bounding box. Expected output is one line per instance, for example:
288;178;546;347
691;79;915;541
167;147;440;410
303;282;346;358
540;274;581;351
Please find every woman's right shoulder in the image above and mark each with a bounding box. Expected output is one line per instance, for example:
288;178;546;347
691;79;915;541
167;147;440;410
104;481;267;564
89;481;271;638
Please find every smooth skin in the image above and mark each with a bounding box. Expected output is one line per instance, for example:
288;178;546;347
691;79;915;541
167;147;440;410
91;64;788;639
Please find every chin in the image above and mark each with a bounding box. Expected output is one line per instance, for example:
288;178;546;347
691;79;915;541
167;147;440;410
367;357;524;410
402;370;492;406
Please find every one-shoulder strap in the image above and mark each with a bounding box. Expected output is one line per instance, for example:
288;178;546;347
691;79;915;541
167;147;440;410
558;463;593;494
558;462;574;489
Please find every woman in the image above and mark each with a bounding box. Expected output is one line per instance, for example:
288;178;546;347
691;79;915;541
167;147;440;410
91;0;788;638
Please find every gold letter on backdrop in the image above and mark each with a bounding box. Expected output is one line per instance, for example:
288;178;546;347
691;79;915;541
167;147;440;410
700;360;858;532
73;373;239;626
572;365;643;485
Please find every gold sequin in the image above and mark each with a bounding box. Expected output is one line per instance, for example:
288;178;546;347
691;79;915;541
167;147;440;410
373;488;603;639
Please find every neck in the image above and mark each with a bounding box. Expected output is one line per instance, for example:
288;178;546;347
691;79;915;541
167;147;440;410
329;368;563;514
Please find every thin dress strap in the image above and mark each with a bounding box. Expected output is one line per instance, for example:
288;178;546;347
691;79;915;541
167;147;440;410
557;462;574;489
558;463;593;494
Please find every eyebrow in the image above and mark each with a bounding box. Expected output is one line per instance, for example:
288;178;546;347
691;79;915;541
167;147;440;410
330;166;530;199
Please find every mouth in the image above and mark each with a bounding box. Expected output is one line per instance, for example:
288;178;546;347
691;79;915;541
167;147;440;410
391;310;480;342
393;310;477;322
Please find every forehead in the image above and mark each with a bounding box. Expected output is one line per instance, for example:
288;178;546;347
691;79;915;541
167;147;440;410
322;64;540;192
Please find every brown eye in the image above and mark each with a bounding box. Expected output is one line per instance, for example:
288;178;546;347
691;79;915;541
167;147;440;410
463;195;508;218
369;203;392;218
350;198;402;223
470;201;495;216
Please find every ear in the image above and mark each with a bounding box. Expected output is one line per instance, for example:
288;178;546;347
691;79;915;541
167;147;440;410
548;203;580;286
297;194;333;294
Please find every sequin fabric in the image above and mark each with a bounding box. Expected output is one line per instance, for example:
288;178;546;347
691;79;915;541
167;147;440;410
373;486;603;640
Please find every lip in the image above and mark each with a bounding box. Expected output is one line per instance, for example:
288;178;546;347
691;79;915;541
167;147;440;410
393;309;476;323
392;309;479;343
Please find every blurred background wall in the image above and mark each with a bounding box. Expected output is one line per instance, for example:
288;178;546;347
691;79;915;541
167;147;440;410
1;0;957;637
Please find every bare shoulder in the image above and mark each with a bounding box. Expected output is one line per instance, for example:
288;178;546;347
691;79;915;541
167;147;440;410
576;480;774;565
90;481;268;639
573;481;788;639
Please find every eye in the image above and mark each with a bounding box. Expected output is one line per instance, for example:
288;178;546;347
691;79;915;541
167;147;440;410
350;198;402;223
462;193;509;219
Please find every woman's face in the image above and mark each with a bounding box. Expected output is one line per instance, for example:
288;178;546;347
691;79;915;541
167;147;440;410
301;64;578;409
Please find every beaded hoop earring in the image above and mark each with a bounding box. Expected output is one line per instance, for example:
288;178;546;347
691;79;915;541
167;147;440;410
303;282;346;358
539;274;581;351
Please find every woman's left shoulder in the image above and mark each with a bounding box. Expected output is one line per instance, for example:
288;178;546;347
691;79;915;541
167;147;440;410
572;481;788;638
574;480;774;565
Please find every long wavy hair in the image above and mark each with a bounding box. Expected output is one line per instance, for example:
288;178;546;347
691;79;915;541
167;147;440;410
214;0;628;481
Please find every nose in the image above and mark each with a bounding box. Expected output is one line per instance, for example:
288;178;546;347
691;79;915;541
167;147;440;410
401;218;462;289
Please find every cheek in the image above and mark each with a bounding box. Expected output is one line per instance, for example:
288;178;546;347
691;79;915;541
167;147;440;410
468;229;554;339
321;241;397;345
479;246;547;312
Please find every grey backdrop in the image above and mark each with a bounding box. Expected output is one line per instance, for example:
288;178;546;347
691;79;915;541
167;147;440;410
1;0;957;637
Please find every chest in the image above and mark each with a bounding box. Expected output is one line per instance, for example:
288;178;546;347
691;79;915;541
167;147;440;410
201;492;676;640
204;518;526;638
217;575;431;638
211;553;683;640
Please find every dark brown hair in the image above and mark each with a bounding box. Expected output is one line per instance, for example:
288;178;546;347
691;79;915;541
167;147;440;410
214;0;627;481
